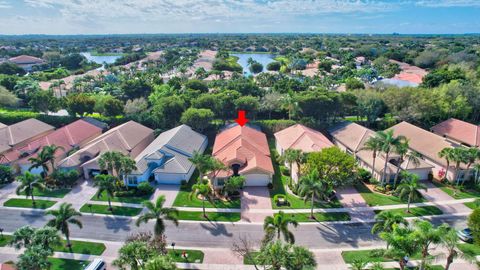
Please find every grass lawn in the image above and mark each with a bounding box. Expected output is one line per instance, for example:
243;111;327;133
48;258;89;270
19;187;71;198
176;211;241;222
54;240;106;255
168;249;204;263
465;202;478;209
80;204;142;216
355;182;424;206
431;181;480;199
173;171;241;209
341;249;428;263
3;198;56;209
268;141;342;209
287;212;350;222
374;206;443;217
91;191;152;204
458;243;480;257
0;235;13;247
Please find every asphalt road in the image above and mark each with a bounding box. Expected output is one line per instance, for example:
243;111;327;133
0;208;468;249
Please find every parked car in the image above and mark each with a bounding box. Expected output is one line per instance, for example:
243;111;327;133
457;228;473;243
84;258;106;270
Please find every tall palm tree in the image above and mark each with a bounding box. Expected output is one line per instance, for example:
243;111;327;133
282;149;304;182
439;148;455;182
451;148;468;184
98;151;123;176
263;211;298;244
393;146;421;188
374;130;406;185
298;168;330;219
441;227;473;270
93;174;116;211
413;219;447;269
473;163;480;185
46;203;82;248
189;183;213;218
16;172;45;206
280;91;299;120
361;136;383;177
396;172;427;213
28;149;51;177
380;225;420;270
136;195;179;236
118;155;137;184
464;147;480;184
42;145;65;173
188;152;212;182
371;211;408;235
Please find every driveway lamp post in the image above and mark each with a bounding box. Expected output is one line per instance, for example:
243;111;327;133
171;242;176;254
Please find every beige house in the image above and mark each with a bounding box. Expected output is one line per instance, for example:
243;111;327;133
431;118;480;148
0;119;54;157
57;121;154;179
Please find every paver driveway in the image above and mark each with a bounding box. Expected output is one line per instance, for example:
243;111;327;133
336;185;375;222
241;187;272;223
419;181;471;214
151;184;180;207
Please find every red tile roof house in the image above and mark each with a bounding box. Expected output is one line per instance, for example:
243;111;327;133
274;124;334;182
57;121;155;179
8;55;45;72
431;118;480;148
2;119;103;175
211;125;274;187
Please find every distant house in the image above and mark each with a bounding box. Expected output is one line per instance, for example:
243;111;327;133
2;119;103;174
211;125;274;187
8;55;45;72
0;119;54;158
125;125;207;186
431;118;480;148
274;124;333;181
329;122;432;182
57;121;154;179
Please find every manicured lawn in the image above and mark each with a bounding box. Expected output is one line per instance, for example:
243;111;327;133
176;211;241;222
173;171;241;209
3;198;56;209
355;182;424;206
458;243;480;257
464;201;478;209
0;235;13;247
374;206;443;217
48;258;89;270
91;191;152;204
80;204;142;216
54;240;106;255
341;249;427;263
431;181;480;199
168;249;204;263
268;141;342;209
20;187;71;198
287;212;351;222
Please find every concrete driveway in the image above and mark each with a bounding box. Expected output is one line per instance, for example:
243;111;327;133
336;185;375;222
241;187;272;223
151;184;180;207
419;181;471;214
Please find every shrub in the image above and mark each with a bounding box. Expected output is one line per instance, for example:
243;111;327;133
468;208;480;245
51;169;79;187
0;165;14;185
273;194;288;206
253;119;296;136
266;61;281;71
357;168;372;183
137;182;154;196
279;166;290;176
114;190;136;197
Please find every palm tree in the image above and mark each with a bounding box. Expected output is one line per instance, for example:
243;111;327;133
439;148;455;182
297;168;330;219
263;211;298;244
451;147;468;184
46;203;82;248
93;174;116;211
374;130;406;185
441;227;473;270
98;151;123;176
189;183;212;218
350;258;368;270
380;225;420;270
188;152;212;182
28;148;51;177
280;91;299;120
393;145;421;188
118;155;137;184
396;172;427;213
371;211;408;235
473;163;480;185
413;219;447;269
361;136;383;177
42;145;65;173
282;149;304;182
464;147;480;184
136;195;179;236
16;172;45;206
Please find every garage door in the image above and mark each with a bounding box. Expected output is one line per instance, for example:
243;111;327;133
409;169;431;181
244;174;270;186
155;173;185;184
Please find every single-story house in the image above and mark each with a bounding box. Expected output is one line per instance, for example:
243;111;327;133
211;125;274;187
274;124;334;182
2;119;103;174
8;55;45;72
431;118;480;148
329;122;432;181
125;125;208;186
0;119;54;158
387;121;468;181
57;121;154;179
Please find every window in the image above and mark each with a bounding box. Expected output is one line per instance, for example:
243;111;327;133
217;178;225;186
127;176;138;185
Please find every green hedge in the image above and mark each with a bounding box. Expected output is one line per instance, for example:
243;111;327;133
253;119;296;136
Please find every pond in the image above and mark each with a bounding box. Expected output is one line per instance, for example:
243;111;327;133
81;52;122;65
231;53;276;76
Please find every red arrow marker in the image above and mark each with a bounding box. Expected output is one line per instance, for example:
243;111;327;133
235;110;249;127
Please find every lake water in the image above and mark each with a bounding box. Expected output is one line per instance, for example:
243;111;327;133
232;53;275;76
81;52;122;65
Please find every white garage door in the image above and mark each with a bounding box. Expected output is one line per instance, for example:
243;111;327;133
244;174;270;186
155;173;185;184
409;169;431;181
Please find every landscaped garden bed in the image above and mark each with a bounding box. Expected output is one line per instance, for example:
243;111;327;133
80;204;142;216
3;198;56;209
373;206;443;218
355;182;424;206
341;249;431;264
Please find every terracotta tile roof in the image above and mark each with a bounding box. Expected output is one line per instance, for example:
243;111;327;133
9;55;44;65
0;264;16;270
212;125;274;175
0;119;54;154
274;124;333;153
431;118;480;147
389;59;428;84
3;119;102;164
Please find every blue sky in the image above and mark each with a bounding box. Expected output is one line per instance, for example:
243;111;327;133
0;0;479;35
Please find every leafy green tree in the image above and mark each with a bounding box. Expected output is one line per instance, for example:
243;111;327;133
136;195;179;236
152;95;186;128
255;241;316;270
188;152;214;183
441;227;472;270
98;151;123;176
66;93;95;116
10;225;36;249
286;244;317;270
120;77;153;100
345;78;365;90
355;90;386;127
45;202;82;248
223;175;245;197
468;207;480;244
180;108;214;132
0;164;14;185
143;256;177;270
16;172;45;205
0;86;18;107
189;182;213;218
0;62;25;75
280;91;299;120
380;224;420;270
413;219;448;269
113;240;154;270
249;62;263;74
16;245;51;270
298;168;330;219
396;172;427;212
263;211;298;244
281;149;305;182
185;79;209;93
14;79;40;100
94;174;117;211
28;90;59;113
266;61;281;71
260;92;282;119
451;147;469;183
234;95;259;120
103;97;124;117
